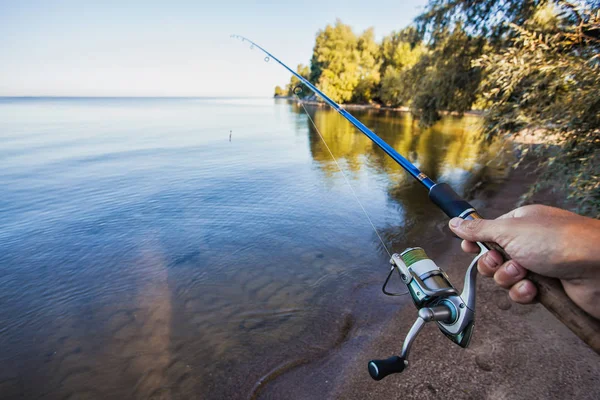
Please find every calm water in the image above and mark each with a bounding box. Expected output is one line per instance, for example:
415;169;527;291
0;98;504;399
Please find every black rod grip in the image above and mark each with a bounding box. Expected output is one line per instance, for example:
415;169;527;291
368;356;406;380
428;182;473;218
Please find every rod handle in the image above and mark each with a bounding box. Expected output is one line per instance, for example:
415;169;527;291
429;183;474;218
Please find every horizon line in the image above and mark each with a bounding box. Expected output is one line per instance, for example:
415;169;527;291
0;95;273;99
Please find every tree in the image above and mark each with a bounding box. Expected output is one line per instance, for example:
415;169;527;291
415;0;544;42
309;20;361;103
379;27;423;75
274;85;286;97
283;64;310;97
405;0;545;122
351;28;382;103
378;27;426;107
476;2;600;216
274;1;600;215
409;25;485;124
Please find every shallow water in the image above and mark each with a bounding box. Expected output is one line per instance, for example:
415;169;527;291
0;97;505;399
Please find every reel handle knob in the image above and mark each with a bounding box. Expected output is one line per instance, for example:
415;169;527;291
368;356;407;380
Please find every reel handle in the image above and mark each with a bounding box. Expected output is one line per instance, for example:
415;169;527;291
368;356;407;381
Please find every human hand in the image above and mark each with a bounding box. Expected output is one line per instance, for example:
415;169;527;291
448;205;600;319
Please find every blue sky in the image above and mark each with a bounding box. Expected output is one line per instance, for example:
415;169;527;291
0;0;428;96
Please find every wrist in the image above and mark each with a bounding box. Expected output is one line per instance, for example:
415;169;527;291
562;216;600;278
562;277;600;320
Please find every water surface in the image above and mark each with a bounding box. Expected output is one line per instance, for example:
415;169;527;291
0;97;504;399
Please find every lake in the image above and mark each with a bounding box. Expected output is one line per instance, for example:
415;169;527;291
0;97;505;399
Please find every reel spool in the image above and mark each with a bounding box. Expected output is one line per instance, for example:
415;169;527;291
369;246;487;380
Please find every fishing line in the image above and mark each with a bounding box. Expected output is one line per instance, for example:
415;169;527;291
239;33;402;288
232;34;600;364
293;89;393;259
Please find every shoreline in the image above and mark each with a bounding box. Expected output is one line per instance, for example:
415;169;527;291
255;162;600;399
274;95;485;116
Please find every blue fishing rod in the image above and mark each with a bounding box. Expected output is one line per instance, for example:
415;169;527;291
231;35;470;218
232;35;600;379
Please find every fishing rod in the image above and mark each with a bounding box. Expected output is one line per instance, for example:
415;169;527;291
231;35;600;378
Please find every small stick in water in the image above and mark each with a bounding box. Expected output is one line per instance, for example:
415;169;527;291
229;130;232;142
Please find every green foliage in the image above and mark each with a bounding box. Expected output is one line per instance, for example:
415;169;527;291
380;27;422;70
274;85;286;97
409;26;485;124
309;20;361;103
379;28;426;107
273;1;600;215
415;0;543;42
308;20;383;103
285;64;310;97
379;67;413;107
351;28;382;103
476;1;600;216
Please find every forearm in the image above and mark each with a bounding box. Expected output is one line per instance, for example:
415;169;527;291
559;215;600;319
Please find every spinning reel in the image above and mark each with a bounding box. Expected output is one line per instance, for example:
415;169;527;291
368;245;488;380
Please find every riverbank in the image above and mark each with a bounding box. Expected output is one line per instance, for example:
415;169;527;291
274;95;485;116
256;161;600;399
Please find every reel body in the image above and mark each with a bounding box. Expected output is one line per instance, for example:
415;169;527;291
369;246;487;381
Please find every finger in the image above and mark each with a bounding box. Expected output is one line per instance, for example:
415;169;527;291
449;217;510;243
461;240;480;254
493;260;528;289
508;280;537;303
477;250;504;277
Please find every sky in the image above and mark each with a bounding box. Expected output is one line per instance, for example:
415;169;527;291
0;0;428;97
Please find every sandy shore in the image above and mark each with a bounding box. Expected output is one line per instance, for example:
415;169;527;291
255;164;600;399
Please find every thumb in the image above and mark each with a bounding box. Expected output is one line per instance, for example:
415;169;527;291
448;217;509;244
